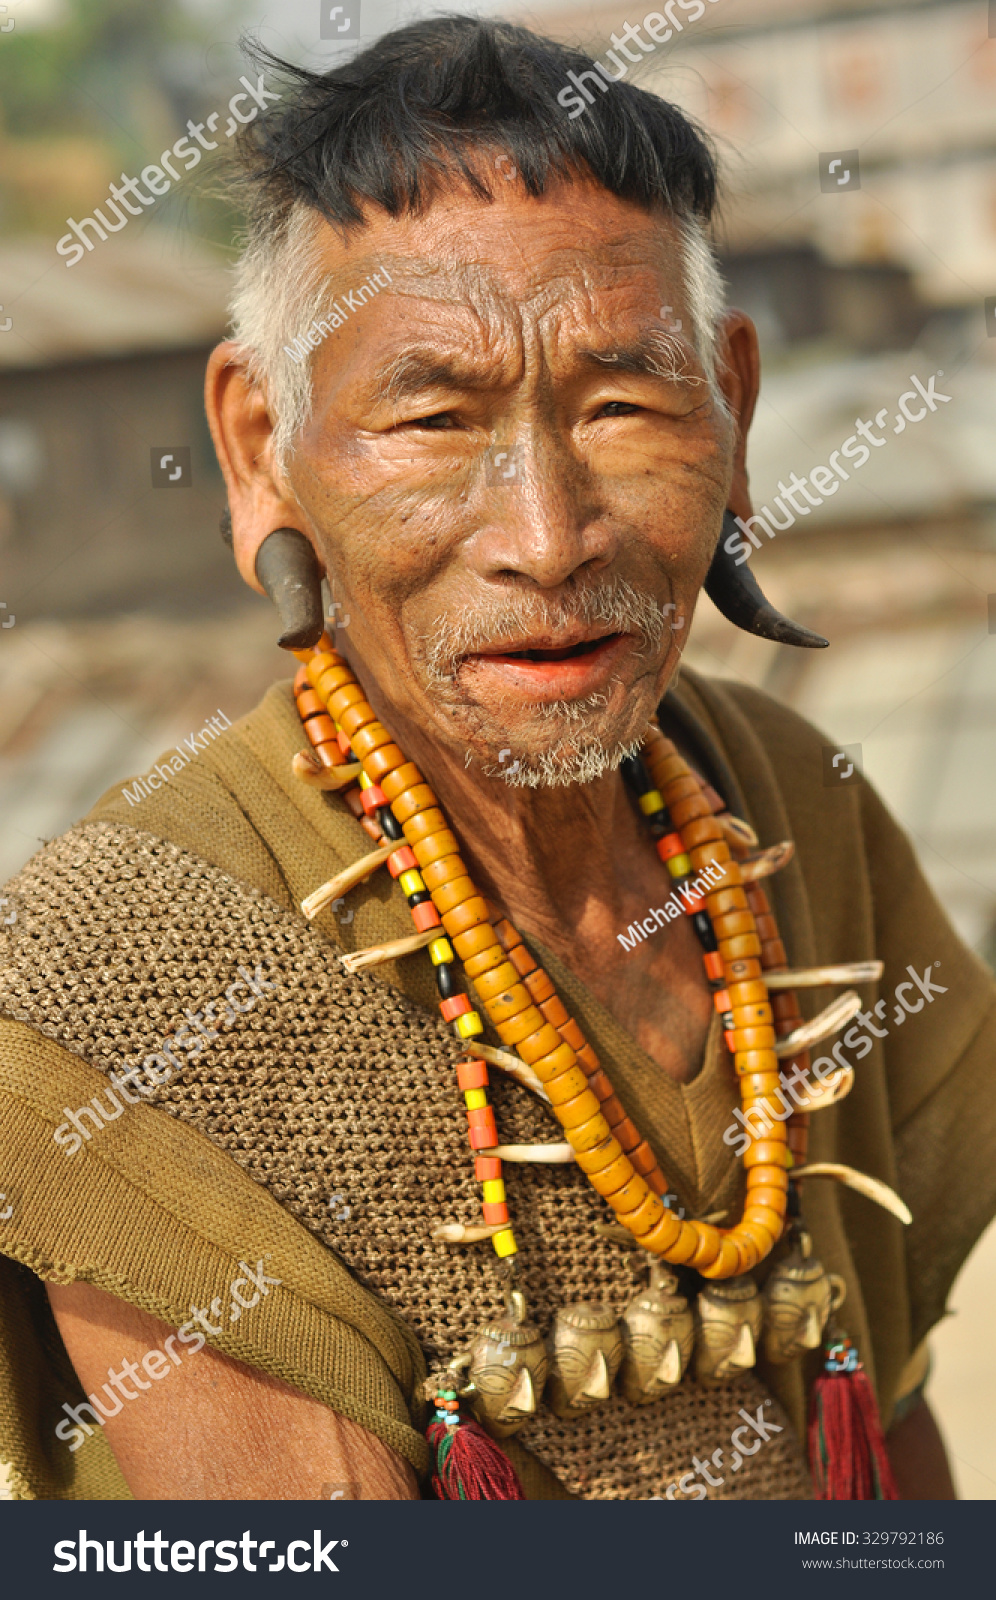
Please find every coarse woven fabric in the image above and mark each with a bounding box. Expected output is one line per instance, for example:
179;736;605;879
0;818;809;1500
0;664;993;1501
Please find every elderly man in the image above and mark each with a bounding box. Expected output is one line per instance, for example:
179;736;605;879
0;18;992;1504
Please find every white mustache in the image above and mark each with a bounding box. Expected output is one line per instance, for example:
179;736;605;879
423;576;669;684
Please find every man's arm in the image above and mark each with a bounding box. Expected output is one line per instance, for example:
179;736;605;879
47;1281;419;1500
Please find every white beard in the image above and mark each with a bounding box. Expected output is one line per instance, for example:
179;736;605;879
421;575;671;787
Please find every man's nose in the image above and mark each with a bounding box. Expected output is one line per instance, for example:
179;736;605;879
471;427;620;589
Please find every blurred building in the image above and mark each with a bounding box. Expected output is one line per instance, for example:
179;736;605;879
0;231;232;617
545;0;996;317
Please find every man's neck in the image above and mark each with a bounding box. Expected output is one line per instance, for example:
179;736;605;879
355;656;658;957
352;657;713;1085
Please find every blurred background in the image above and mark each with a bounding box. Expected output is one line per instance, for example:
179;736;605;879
0;0;993;1496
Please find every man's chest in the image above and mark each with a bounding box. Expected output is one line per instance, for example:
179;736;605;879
535;910;715;1088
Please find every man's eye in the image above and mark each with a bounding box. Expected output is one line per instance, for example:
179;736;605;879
407;412;455;430
597;401;639;418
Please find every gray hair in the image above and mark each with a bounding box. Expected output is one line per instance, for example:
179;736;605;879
227;205;728;477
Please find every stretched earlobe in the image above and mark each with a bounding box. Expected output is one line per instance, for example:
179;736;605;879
248;528;326;646
705;512;829;649
219;510;326;648
255;527;326;650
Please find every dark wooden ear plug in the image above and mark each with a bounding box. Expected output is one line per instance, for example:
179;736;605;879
255;527;325;649
706;511;829;648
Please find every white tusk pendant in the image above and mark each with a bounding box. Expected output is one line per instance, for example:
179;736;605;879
716;813;760;851
796;1064;855;1113
291;751;364;790
339;928;438;973
775;990;862;1056
579;1348;612;1402
738;840;795;882
465;1042;549;1101
301;842;395;920
765;961;884;990
478;1143;575;1163
433;1221;512;1244
792;1163;912;1225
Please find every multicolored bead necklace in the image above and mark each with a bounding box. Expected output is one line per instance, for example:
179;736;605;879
289;633;820;1282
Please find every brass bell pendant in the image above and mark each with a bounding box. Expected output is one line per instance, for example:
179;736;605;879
694;1275;764;1387
545;1302;624;1419
618;1262;695;1404
762;1232;846;1366
462;1288;549;1439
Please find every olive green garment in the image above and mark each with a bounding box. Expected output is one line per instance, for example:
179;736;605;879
0;665;993;1500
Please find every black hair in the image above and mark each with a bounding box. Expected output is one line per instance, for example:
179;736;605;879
234;15;718;236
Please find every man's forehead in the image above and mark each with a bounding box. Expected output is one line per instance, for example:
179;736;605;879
312;195;686;316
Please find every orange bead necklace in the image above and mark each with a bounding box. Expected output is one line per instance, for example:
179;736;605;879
292;637;815;1281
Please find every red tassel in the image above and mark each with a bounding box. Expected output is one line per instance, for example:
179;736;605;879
426;1414;526;1500
808;1339;899;1500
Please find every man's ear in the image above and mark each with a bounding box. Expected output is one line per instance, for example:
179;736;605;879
714;309;761;523
204;341;324;593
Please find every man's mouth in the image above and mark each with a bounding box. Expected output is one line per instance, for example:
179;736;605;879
458;630;632;700
491;634;621;664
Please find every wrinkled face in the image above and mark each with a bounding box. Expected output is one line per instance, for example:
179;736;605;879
280;177;744;785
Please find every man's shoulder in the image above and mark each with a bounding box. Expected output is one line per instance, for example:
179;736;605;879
85;680;299;834
672;663;833;764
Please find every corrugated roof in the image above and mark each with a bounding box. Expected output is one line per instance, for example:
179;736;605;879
0;232;231;369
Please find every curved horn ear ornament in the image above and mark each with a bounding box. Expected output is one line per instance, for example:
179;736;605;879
254;527;326;650
705;512;829;649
